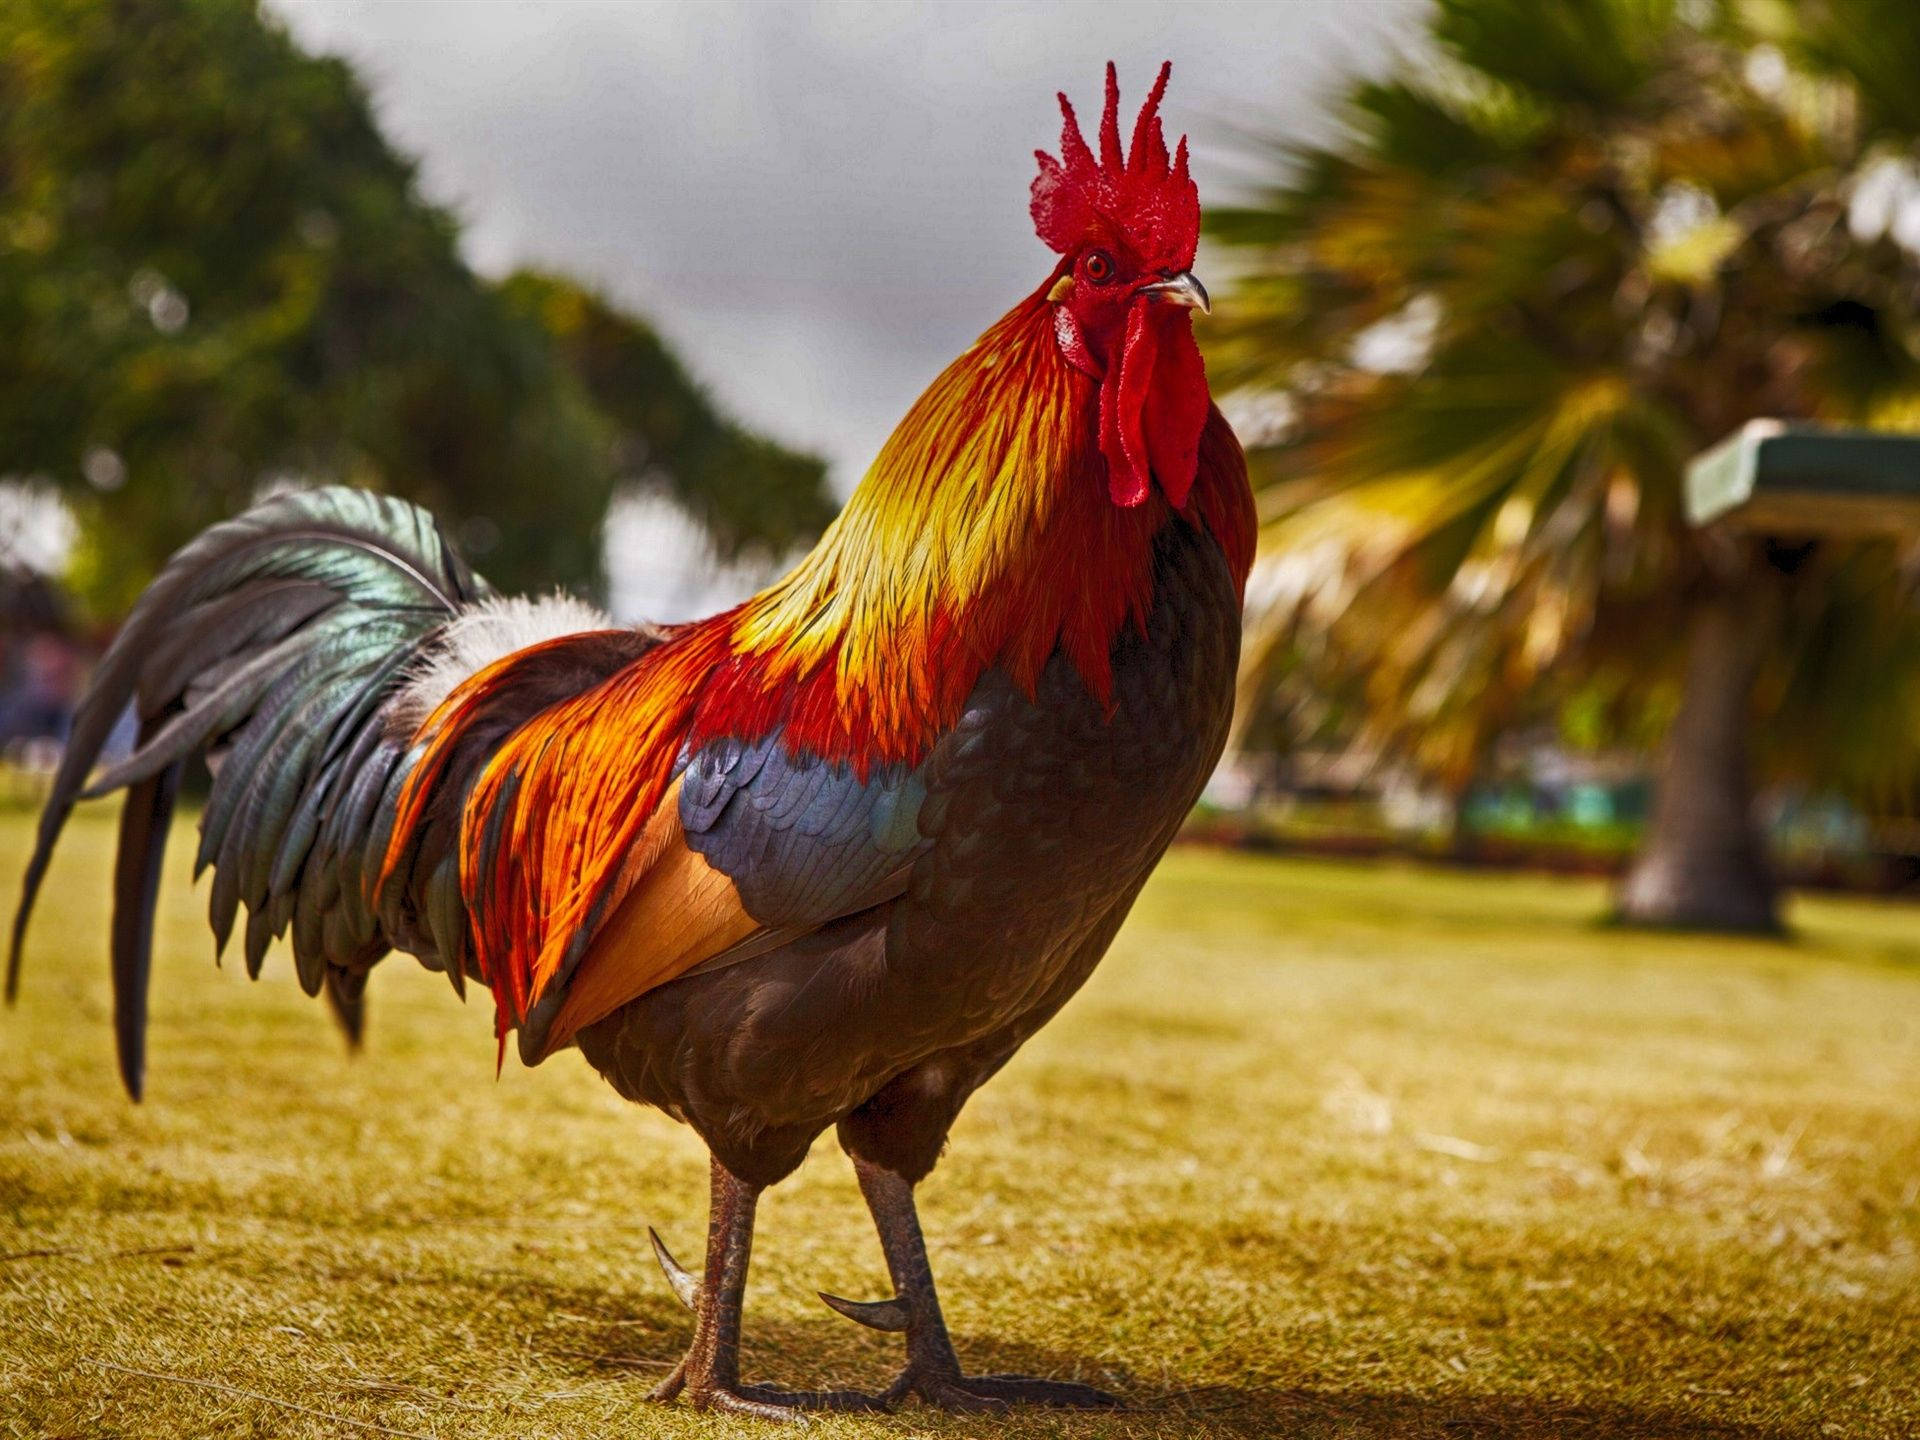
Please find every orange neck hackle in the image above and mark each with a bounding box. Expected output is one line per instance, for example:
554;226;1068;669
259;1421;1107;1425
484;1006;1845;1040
686;286;1165;767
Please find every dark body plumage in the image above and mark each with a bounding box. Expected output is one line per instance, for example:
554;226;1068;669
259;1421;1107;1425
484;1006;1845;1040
581;515;1240;1187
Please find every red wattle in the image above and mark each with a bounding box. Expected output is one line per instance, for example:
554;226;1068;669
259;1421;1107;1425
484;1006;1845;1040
1096;303;1207;509
1099;363;1147;507
1147;315;1208;510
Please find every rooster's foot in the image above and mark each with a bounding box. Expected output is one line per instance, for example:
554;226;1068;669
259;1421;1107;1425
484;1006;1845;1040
816;1284;1120;1410
832;1157;1126;1412
653;1362;884;1418
886;1366;1122;1412
646;1165;888;1419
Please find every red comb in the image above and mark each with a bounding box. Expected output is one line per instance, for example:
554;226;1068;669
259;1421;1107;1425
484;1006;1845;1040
1030;62;1198;272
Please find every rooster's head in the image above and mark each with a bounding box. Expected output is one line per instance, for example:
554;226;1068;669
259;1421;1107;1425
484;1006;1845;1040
1031;62;1208;511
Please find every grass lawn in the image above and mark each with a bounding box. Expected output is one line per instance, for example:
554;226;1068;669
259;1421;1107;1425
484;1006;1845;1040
1;807;1916;1438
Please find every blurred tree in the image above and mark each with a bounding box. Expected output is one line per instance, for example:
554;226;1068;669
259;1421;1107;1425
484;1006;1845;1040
0;0;831;613
500;272;834;561
1209;0;1920;931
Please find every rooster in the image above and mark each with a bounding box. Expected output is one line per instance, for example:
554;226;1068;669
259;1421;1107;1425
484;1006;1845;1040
9;63;1252;1417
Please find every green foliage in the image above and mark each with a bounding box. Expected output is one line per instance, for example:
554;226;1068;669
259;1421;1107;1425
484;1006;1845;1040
1785;0;1920;139
500;272;834;561
1211;0;1920;804
0;0;832;616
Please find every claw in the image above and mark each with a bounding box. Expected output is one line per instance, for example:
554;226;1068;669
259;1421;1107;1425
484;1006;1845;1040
649;1226;701;1312
817;1289;911;1333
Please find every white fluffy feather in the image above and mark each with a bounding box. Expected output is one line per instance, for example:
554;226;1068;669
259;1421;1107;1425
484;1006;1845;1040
389;593;621;732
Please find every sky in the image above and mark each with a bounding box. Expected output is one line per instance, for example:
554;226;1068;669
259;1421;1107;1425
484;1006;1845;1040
264;0;1422;617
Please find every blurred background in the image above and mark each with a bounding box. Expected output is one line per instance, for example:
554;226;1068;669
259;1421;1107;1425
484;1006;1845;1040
7;0;1920;935
4;7;1919;1432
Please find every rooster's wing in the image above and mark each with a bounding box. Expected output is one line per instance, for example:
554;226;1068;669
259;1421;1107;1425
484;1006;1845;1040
520;730;929;1059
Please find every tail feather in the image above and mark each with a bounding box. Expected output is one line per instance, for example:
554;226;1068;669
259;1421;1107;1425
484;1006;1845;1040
107;732;183;1102
136;581;337;712
8;485;663;1096
7;487;491;1094
323;963;367;1050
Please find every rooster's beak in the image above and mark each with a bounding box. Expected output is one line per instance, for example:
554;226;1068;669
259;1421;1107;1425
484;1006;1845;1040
1139;271;1210;314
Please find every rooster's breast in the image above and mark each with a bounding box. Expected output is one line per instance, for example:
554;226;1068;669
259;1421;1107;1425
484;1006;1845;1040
887;513;1241;1039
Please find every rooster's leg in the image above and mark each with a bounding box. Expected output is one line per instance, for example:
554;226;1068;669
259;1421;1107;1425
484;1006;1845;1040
650;1155;882;1418
823;1156;1122;1412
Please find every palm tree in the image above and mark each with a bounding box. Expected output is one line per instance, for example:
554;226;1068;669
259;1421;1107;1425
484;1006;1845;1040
1209;0;1920;931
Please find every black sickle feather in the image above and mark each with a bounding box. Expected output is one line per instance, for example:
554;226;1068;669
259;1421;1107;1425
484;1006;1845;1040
9;484;665;1098
108;731;184;1102
324;967;366;1049
7;488;493;1096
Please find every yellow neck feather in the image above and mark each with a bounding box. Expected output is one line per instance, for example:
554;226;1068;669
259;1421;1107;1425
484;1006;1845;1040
732;290;1084;688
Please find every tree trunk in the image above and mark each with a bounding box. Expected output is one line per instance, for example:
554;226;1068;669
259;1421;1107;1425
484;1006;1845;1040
1615;575;1782;934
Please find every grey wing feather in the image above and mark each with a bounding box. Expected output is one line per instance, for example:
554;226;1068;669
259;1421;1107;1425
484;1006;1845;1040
678;731;931;929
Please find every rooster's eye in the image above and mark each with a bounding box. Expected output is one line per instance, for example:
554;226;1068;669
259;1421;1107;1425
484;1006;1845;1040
1084;251;1114;284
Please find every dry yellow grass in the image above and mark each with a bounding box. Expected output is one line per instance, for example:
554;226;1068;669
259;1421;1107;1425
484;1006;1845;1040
2;807;1916;1438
